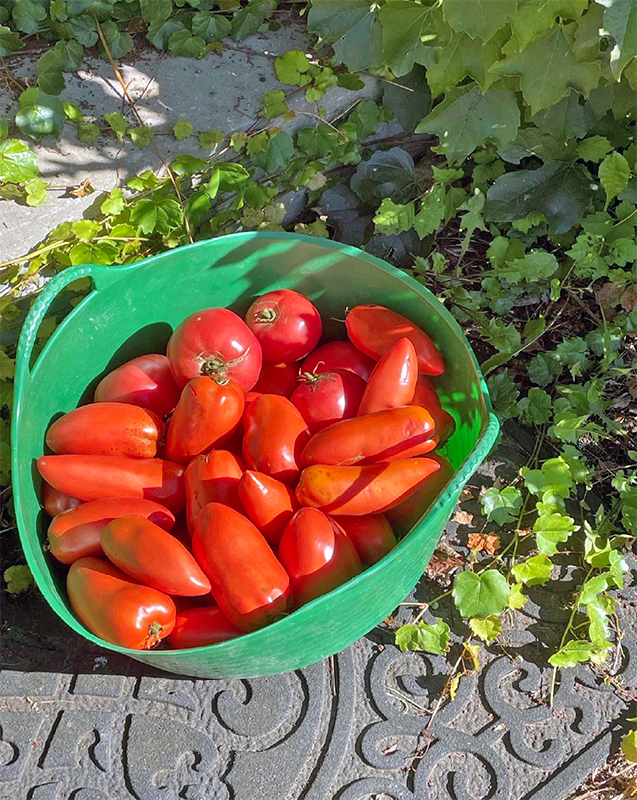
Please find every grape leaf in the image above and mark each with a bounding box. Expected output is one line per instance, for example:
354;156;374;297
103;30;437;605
395;619;450;655
68;15;98;47
69;241;118;265
508;583;527;609
12;0;46;34
147;19;185;50
105;112;128;141
512;554;553;586
530;91;591;140
72;220;100;241
511;0;588;50
191;12;231;42
426;28;506;96
37;50;66;96
168;30;205;58
383;66;431;133
522;457;573;497
443;0;516;42
0;139;38;182
598;151;630;209
349;99;380;139
129;126;154;147
4;565;34;594
275;50;310;84
469;615;502;643
452;570;510;618
77;122;99;143
308;0;383;72
130;197;183;234
140;0;172;23
373;198;415;235
297;125;337;158
577;135;613;162
379;1;438;77
350;147;416;205
25;178;47;207
252;131;294;173
261;90;289;120
548;639;597;667
101;188;125;215
100;21;134;59
15;89;65;139
597;0;637;79
173;119;193;140
481;486;523;524
534;512;577;555
0;25;23;56
199;129;223;149
171;155;207;176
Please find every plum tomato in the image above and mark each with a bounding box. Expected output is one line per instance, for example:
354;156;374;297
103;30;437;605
184;450;244;534
42;481;82;518
357;337;417;416
301;340;375;382
412;375;456;444
385;454;454;535
253;361;300;397
291;369;365;433
94;354;181;418
245;290;322;363
237;470;298;546
331;514;396;565
167;606;242;649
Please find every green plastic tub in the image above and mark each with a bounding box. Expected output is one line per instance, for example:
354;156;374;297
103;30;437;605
12;232;499;679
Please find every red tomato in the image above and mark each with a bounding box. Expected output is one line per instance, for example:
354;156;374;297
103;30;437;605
301;406;436;467
301;341;375;382
253;362;299;397
168;516;193;549
67;557;176;649
346;304;445;376
245;289;322;363
412;375;456;444
331;514;396;565
296;458;442;515
94;354;181;418
167;606;242;649
167;308;262;391
357;337;417;416
291;369;366;433
192;503;291;632
37;455;186;513
278;508;361;607
48;497;175;565
185;450;244;533
46;403;164;459
385;454;454;534
166;377;244;464
238;470;298;546
101;515;211;596
242;394;311;484
42;481;82;518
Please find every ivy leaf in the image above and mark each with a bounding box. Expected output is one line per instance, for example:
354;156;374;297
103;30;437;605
68;15;98;47
453;570;510;618
63;101;84;122
577;136;613;162
105;112;128;141
416;86;520;163
101;188;125;216
308;0;383;72
147;19;185;50
25;178;48;207
383;66;431;134
379;1;438;77
373;198;415;235
534;512;577;555
173;119;193;140
77;122;100;143
37;50;66;96
168;30;205;58
99;20;134;58
12;0;46;34
191;12;231;42
247;131;270;157
4;565;34;594
599;151;630;209
508;583;527;610
350;147;416;205
395;619;450;655
275;49;310;84
579;573;610;605
15;88;65;140
199;129;223;149
458;190;487;252
140;0;172;23
171;155;207;176
598;0;637;79
554;337;592;378
414;185;445;238
67;0;113;19
522;457;573;497
130;197;183;234
495;251;559;283
215;162;250;190
349;99;380;139
427;28;506;97
129;126;154;147
0;139;38;182
512;554;553;586
487;370;519;419
618;484;637;534
443;0;516;41
528;352;562;386
0;25;23;56
511;0;588;50
69;241;118;265
297;124;337;158
261;90;289;120
252;130;294;173
548;639;597;667
231;0;276;41
72;219;101;241
519;387;552;424
481;486;523;525
469;615;502;644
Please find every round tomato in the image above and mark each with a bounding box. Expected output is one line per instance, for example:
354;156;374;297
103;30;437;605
385;454;454;534
253;361;300;397
291;369;365;433
192;503;291;632
185;450;244;534
101;515;211;596
94;354;181;418
67;557;176;650
301;341;375;382
166;377;244;464
346;304;445;376
245;289;322;363
237;470;298;546
278;508;361;608
42;481;82;518
167;308;262;391
412;375;456;444
46;402;164;459
357;337;417;416
331;514;396;565
167;606;242;649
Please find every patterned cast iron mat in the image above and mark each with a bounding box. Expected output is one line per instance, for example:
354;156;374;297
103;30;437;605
1;428;636;800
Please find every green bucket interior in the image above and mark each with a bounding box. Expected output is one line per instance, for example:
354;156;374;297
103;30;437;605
12;232;499;679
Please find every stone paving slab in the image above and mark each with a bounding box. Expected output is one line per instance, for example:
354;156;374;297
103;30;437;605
1;426;635;800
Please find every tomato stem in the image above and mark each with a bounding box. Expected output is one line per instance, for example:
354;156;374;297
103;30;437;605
145;621;164;649
256;307;277;323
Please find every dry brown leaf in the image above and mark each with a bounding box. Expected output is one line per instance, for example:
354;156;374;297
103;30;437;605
628;377;637;400
70;178;95;198
426;550;463;585
493;476;506;490
621;285;637;312
467;532;501;555
461;487;476;500
453;509;474;525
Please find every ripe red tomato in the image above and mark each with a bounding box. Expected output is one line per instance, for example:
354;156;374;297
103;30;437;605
385;454;454;534
253;361;299;397
412;375;456;444
48;497;175;565
192;503;291;631
301;406;436;467
94;354;181;418
42;481;82;518
346;304;445;376
301;341;375;382
291;369;366;433
38;455;186;513
101;515;211;596
245;289;322;363
296;458;442;515
67;557;176;649
242;394;311;484
166;377;244;464
357;337;417;416
237;470;298;546
167;606;242;649
331;514;396;565
278;508;361;607
167;308;262;391
185;450;244;533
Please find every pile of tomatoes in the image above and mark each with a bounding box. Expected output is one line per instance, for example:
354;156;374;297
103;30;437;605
37;290;455;651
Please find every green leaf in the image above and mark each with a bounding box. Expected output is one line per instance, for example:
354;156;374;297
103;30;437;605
37;50;66;96
72;219;101;241
297;124;337;158
373;198;415;235
15;89;65;140
598;0;637;79
414;185;445;238
512;554;553;586
350;147;416;205
383;66;431;134
598;151;630;209
77;122;100;143
67;0;113;19
246;131;269;157
199;129;223;149
453;570;510;618
395;619;450;655
261;90;289;120
215;162;250;190
528;352;562;386
349;99;380;139
458;190;487;252
534;512;577;555
427;28;506;96
63;101;84;122
522;457;573;497
508;583;527;609
171;155;207;176
0;25;23;57
554;336;592;378
548;639;596;667
25;178;47;207
173;119;193;140
4;565;34;594
487;370;520;419
520;387;552;424
577;136;613;163
380;1;438;77
252;130;294;173
511;0;588;51
416;85;520;163
12;0;46;34
0;119;7;140
443;0;516;41
619;484;637;534
147;18;186;50
275;49;310;84
129;126;154;147
99;20;134;59
101;188;125;215
481;486;523;526
0;351;15;381
168;29;205;58
308;0;383;72
497;251;559;283
185;186;211;228
231;0;276;41
130;197;183;234
469;615;502;643
68;15;98;47
191;12;231;42
490;27;602;114
69;241;119;266
0;139;38;182
579;572;610;605
105;112;128;141
621;730;637;763
55;39;83;74
140;0;172;23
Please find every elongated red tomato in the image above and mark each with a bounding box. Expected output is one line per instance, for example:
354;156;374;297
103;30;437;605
42;481;82;518
166;377;244;464
48;497;175;565
38;455;185;513
238;470;298;546
357;337;417;416
67;557;176;649
245;290;322;363
412;375;455;444
278;508;361;607
101;515;211;596
346;304;445;376
331;514;396;565
301;341;375;382
253;361;299;397
243;394;311;484
301;406;436;467
167;308;262;391
94;354;181;418
46;403;164;458
193;503;291;632
385;454;454;534
291;369;366;433
296;458;442;515
185;450;244;533
167;606;242;649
